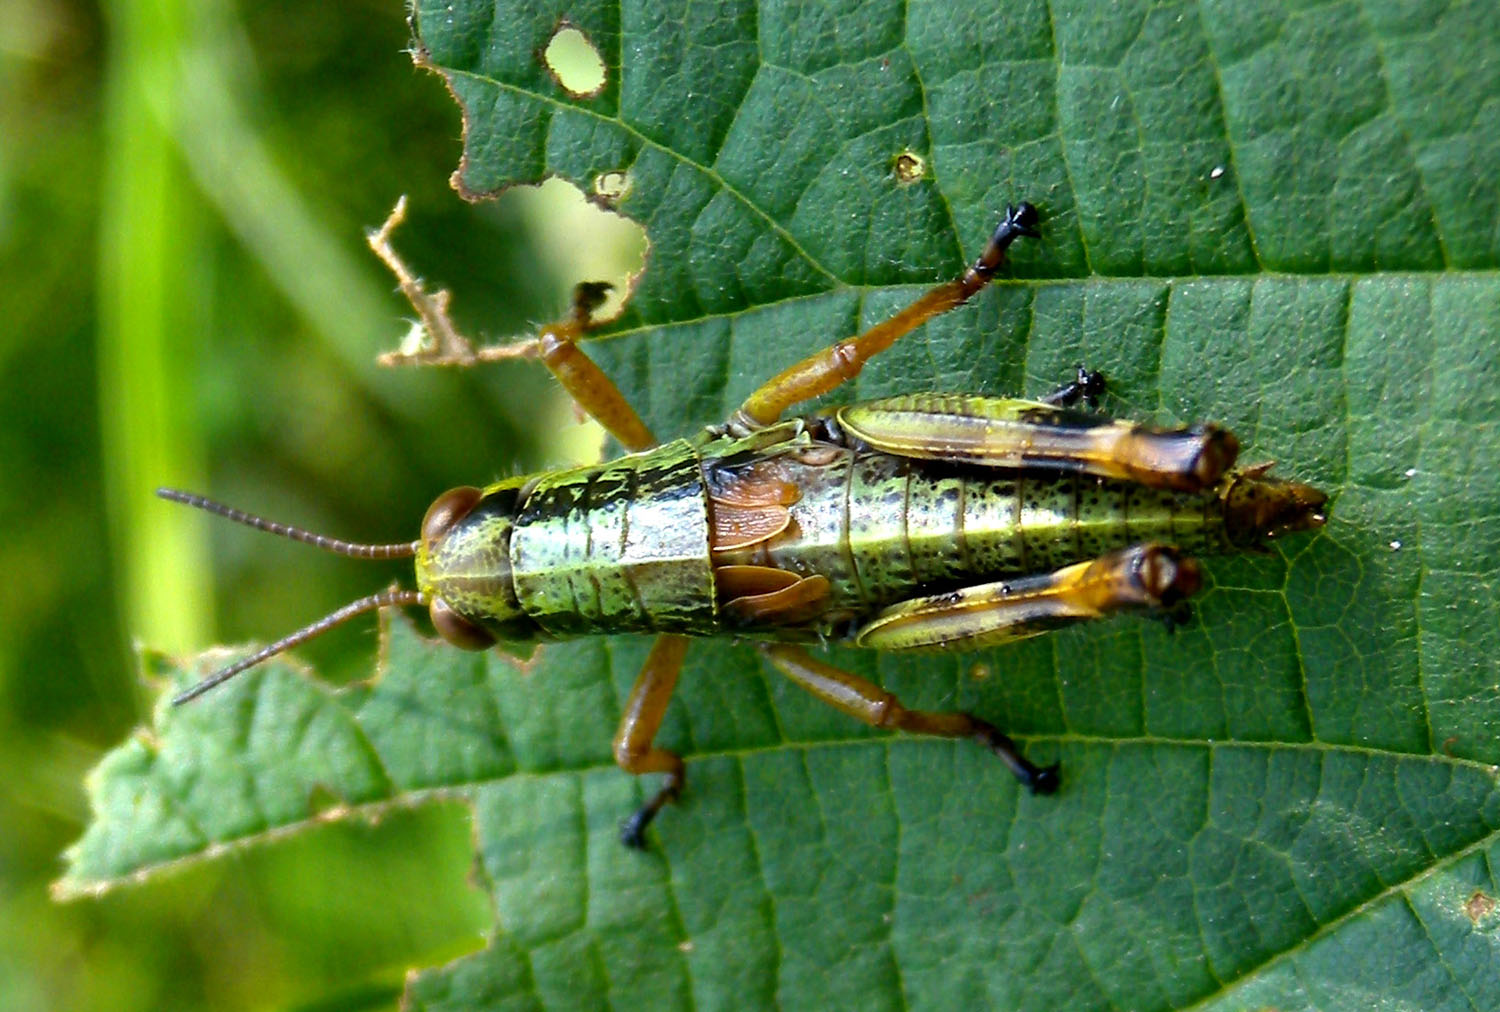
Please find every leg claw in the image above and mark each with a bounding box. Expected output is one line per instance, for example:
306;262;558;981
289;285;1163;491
619;811;651;850
1026;762;1062;796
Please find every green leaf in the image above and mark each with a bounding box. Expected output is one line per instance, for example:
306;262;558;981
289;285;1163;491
65;1;1500;1009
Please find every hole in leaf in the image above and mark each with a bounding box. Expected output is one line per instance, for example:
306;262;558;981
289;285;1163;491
543;25;606;97
594;170;630;204
1464;890;1496;924
504;178;646;459
498;177;646;325
892;150;926;184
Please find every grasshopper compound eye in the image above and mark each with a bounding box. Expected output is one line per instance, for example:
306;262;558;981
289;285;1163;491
421;485;484;542
418;486;502;647
412;481;535;647
429;598;499;650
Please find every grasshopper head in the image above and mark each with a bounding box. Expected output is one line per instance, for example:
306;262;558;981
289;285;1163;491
1221;463;1330;547
159;481;540;706
416;481;538;649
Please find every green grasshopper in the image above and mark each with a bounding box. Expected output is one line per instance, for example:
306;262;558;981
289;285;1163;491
162;202;1328;847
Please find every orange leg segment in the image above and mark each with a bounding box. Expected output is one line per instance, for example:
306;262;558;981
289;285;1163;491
536;283;657;453
614;633;692;848
733;203;1040;429
759;642;1060;794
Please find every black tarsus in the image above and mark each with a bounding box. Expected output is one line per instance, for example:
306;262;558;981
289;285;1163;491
1027;763;1063;795
973;718;1062;796
967;203;1042;283
999;201;1042;242
619;780;682;850
1041;365;1107;411
570;280;613;323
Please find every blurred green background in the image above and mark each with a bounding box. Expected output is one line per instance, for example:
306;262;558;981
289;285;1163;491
1;1;642;1008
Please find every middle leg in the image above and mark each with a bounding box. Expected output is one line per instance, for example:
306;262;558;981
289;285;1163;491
613;634;692;848
732;203;1041;430
760;642;1060;793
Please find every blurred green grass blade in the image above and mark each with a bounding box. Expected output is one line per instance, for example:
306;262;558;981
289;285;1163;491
96;0;446;657
166;2;408;393
97;0;209;654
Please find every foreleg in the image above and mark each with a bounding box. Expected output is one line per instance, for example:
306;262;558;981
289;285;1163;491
368;198;656;451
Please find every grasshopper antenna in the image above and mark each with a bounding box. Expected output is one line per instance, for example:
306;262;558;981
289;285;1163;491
170;589;426;705
157;488;426;705
157;488;420;558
